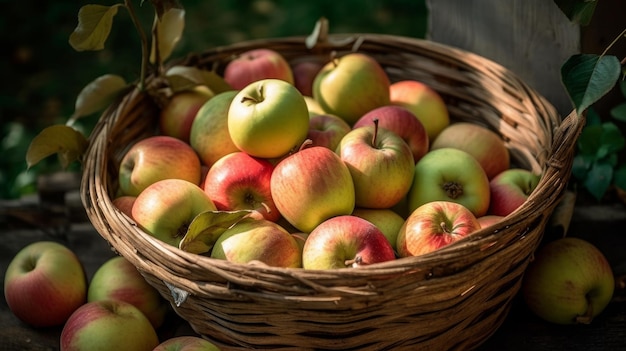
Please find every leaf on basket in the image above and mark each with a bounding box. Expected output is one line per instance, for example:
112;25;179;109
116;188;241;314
561;54;621;115
69;74;128;123
26;125;88;169
179;210;253;254
150;8;185;64
69;4;124;51
165;66;233;94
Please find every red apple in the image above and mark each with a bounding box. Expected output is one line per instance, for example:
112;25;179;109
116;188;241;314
203;151;280;222
351;208;406;251
353;105;429;162
476;214;504;229
118;135;202;197
153;336;221;351
111;195;136;218
4;241;87;327
396;200;480;257
302;215;396;269
159;85;214;143
223;48;294;90
306;112;352;151
488;168;541;216
291;59;324;96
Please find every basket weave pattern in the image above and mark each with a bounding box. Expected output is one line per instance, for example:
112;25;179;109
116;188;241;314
81;34;584;350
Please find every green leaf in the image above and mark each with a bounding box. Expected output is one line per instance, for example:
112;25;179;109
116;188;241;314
619;80;626;98
69;74;128;123
69;4;124;51
613;164;626;191
150;8;185;64
610;102;626;122
577;124;603;156
584;160;613;201
554;0;598;25
572;154;592;180
179;210;252;254
165;65;233;94
596;122;626;158
26;125;88;169
561;54;621;115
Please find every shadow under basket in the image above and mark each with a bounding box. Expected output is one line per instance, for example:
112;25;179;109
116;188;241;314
81;33;584;350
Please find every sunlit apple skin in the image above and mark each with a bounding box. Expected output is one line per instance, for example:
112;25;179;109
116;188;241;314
224;48;294;90
88;256;169;329
522;237;615;325
203;151;280;222
210;217;302;268
118;135;202;197
132;179;217;247
353;105;429;163
270;145;355;233
351;208;406;251
189;90;240;167
488;168;541;216
431;122;510;179
313;52;391;125
153;336;222;351
337;125;415;209
292;59;324;97
408;147;490;217
396;201;480;257
304;95;325;115
389;80;450;141
306;113;352;151
60;300;159;351
302;215;396;269
159;85;214;143
228;79;309;158
3;241;87;327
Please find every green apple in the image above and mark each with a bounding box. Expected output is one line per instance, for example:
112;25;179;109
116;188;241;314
351;208;406;251
522;237;615;325
159;85;214;143
228;78;309;158
153;336;221;351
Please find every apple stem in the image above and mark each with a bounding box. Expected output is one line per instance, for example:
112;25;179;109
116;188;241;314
330;51;338;68
299;139;314;152
439;221;449;233
371;118;379;147
575;296;595;324
345;255;363;268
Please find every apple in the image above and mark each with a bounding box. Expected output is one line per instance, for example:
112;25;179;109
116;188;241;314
111;195;136;218
4;241;87;327
270;143;355;233
203;151;280;222
223;48;294;90
522;237;615;325
396;200;480;257
304;95;325;115
159;85;214;143
228;78;309;158
313;52;391;125
302;215;396;269
210;217;302;268
306;112;352;151
476;214;504;229
351;208;406;251
337;121;415;209
389;80;450;141
488;168;541;216
88;256;169;329
407;147;491;217
291;58;324;97
60;300;159;351
189;90;240;167
291;232;310;254
431;122;510;179
132;178;217;247
118;135;202;197
353;105;429;162
153;336;221;351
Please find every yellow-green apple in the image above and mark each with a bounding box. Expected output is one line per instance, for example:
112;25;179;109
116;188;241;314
396;201;480;257
132;179;217;247
389;80;449;141
118;135;202;197
87;256;169;329
476;214;504;229
60;300;159;351
353;105;429;162
153;336;221;351
189;90;240;167
306;112;352;151
159;85;214;143
270;143;355;233
111;195;136;219
351;208;406;251
210;217;302;268
313;52;391;125
223;48;294;90
291;58;324;97
203;151;279;222
522;237;615;325
408;147;490;217
431;122;510;179
337;121;415;209
228;78;309;158
3;241;87;327
488;168;541;216
302;215;396;269
304;95;325;115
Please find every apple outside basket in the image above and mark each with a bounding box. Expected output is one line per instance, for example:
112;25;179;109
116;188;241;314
80;29;584;351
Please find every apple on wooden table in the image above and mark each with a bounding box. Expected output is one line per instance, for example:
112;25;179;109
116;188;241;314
223;48;294;90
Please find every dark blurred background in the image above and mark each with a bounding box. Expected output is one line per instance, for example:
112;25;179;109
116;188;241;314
0;0;428;199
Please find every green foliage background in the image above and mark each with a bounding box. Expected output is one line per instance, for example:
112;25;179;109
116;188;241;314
0;0;428;199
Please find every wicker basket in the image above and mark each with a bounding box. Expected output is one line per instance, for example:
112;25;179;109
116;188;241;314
81;32;584;350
